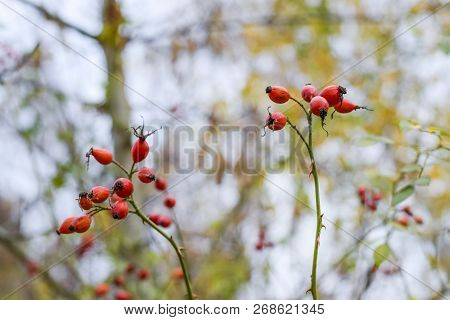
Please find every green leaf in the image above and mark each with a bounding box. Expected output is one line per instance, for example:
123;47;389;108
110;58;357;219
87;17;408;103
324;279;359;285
373;243;391;268
399;120;421;131
415;176;431;186
400;164;421;173
354;135;394;146
392;185;414;206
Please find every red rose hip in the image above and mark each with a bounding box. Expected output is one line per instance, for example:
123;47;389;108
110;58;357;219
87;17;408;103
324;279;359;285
138;166;156;183
310;96;329;120
265;111;287;131
110;200;129;220
87;147;113;165
301;84;318;102
265;86;290;104
56;216;76;235
164;195;176;209
70;215;92;233
113;178;134;198
78;192;93;210
88;186;110;203
155;178;167;191
319;84;347;107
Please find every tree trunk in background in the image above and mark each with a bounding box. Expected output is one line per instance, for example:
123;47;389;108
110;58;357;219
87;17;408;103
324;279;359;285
99;0;131;167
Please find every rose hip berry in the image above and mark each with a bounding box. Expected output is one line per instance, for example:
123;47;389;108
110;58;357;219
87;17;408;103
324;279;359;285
113;178;134;198
86;147;113;165
319;84;347;107
56;216;76;235
413;215;423;225
110;193;123;205
110;200;129;220
171;267;184;281
333;98;372;114
310;96;329;119
138;166;156;183
155;178;167;191
78;192;93;210
137;269;150;280
395;215;409;227
94;283;109;297
265;85;290;104
114;275;125;286
70;215;92;233
148;212;160;224
158;215;172;228
164;195;176;209
130;122;161;163
301;84;318;103
125;263;135;274
88;186;110;203
115;289;132;300
265;111;287;131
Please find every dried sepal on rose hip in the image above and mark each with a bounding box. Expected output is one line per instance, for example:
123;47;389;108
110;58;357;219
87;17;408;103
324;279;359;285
265;85;291;104
262;107;287;136
137;166;156;183
88;186;111;203
130;121;162;163
86;147;113;166
309;96;329;135
78;192;93;210
113;178;134;198
56;216;76;235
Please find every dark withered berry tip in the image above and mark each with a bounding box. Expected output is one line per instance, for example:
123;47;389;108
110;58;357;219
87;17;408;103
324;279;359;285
69;225;75;232
338;86;347;94
56;230;60;235
265;86;272;94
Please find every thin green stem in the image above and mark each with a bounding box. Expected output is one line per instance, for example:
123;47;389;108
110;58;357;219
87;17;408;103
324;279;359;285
290;97;309;117
111;160;130;177
128;198;194;300
288;112;323;299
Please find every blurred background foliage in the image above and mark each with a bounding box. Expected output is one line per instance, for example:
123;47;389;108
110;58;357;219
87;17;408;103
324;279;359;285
0;0;449;299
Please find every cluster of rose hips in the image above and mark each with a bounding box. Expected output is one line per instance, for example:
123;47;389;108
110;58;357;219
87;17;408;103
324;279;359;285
56;123;176;236
395;206;423;227
94;263;185;300
93;263;150;300
264;84;371;134
357;186;383;211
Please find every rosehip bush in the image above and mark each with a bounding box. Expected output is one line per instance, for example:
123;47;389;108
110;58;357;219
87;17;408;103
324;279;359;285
56;122;193;300
262;83;372;300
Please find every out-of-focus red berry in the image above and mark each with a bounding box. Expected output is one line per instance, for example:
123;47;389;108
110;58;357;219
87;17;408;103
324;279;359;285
137;269;150;280
155;178;167;191
94;283;109;297
164;195;176;209
115;289;132;300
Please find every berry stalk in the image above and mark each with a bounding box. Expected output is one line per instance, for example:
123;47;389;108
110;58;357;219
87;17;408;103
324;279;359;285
288;99;323;300
128;197;194;300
